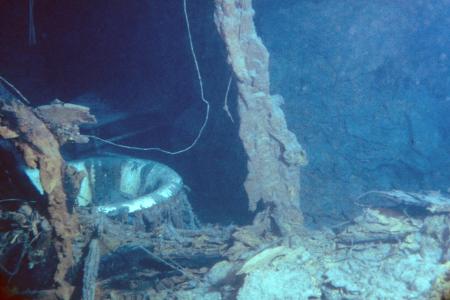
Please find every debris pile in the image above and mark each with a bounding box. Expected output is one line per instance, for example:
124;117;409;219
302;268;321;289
0;84;96;299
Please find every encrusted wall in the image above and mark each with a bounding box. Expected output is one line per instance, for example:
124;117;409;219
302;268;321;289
214;0;307;235
254;0;450;224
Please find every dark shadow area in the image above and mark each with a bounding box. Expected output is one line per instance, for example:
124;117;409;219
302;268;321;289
0;0;251;225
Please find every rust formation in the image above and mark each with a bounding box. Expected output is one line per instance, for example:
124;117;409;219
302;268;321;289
214;0;308;236
0;91;96;299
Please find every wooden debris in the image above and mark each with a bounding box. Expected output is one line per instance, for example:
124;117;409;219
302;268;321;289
335;208;419;246
34;99;97;144
237;246;286;275
0;86;96;299
359;190;450;213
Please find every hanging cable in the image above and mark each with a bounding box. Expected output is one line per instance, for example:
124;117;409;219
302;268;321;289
0;76;31;104
28;0;37;46
87;0;210;155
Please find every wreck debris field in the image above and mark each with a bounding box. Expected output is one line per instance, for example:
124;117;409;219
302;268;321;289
0;0;449;299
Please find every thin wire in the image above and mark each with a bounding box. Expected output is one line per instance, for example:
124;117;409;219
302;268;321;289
87;0;210;155
0;76;31;104
0;198;34;204
138;246;199;281
223;75;234;123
